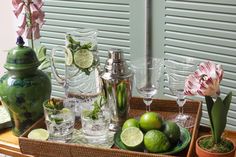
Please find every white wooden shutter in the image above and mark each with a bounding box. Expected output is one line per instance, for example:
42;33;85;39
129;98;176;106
154;0;236;130
40;0;145;98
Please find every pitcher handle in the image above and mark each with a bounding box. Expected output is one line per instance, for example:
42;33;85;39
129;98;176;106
50;46;65;85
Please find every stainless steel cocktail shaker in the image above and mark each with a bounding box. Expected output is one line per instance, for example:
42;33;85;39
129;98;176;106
101;49;133;131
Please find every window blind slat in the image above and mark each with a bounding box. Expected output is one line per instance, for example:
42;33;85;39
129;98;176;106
45;0;130;12
44;6;129;19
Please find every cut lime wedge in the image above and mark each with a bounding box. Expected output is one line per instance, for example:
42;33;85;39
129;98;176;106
61;107;71;113
74;49;93;69
120;127;143;150
28;128;49;141
65;48;73;65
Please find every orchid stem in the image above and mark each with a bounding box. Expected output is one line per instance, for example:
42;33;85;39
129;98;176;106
30;38;34;50
26;0;34;50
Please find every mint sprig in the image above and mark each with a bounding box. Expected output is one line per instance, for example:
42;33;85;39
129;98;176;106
44;98;63;110
44;99;64;125
87;96;106;120
66;34;96;75
66;34;92;52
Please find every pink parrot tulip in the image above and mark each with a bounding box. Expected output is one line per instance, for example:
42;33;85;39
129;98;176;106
184;61;223;97
184;60;232;145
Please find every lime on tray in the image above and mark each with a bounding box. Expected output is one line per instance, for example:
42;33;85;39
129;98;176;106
122;118;139;131
74;49;93;69
139;112;163;132
144;130;170;153
28;128;49;141
120;127;143;150
162;120;181;144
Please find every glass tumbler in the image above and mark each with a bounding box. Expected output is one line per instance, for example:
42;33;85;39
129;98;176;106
43;99;75;142
80;97;110;144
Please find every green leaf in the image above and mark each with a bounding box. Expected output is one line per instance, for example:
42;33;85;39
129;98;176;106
211;97;226;143
36;45;47;62
38;60;50;70
205;96;214;136
223;92;232;116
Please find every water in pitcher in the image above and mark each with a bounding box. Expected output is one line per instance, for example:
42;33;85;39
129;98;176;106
51;29;103;117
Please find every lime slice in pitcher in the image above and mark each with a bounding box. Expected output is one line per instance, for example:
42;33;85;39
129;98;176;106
65;48;73;65
74;49;94;69
28;128;49;141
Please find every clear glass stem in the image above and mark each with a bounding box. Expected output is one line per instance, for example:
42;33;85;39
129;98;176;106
179;105;184;116
143;97;152;112
176;94;186;118
176;98;189;121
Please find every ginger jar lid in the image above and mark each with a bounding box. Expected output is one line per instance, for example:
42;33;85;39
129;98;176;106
4;36;40;70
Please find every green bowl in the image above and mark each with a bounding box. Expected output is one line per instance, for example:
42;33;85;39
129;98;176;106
114;126;191;155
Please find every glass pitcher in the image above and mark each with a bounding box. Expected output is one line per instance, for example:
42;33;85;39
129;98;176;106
50;29;103;114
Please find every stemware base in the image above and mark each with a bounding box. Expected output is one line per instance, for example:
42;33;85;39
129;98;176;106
168;114;194;129
143;97;153;112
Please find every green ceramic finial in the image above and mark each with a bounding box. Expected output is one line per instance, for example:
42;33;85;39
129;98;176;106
16;36;25;46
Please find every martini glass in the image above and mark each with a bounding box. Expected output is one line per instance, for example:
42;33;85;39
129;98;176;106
165;58;197;128
132;58;163;112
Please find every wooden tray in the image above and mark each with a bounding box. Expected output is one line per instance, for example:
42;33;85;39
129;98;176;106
19;98;202;157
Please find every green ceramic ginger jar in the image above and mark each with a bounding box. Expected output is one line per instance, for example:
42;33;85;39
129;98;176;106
0;36;51;136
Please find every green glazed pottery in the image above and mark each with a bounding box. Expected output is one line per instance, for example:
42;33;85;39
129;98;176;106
0;36;51;136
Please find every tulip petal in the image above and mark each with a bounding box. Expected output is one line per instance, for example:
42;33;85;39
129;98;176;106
16;13;27;36
12;0;23;9
33;24;40;40
13;2;25;17
26;26;33;39
36;10;45;27
17;26;26;36
216;64;224;81
33;0;43;9
30;3;40;20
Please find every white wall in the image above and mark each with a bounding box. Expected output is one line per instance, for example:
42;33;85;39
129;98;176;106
0;1;18;76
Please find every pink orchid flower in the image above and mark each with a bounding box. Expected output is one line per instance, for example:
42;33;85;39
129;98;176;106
184;61;223;97
12;0;45;40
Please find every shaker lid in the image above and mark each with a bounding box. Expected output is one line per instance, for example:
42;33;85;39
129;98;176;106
101;48;133;79
4;36;40;70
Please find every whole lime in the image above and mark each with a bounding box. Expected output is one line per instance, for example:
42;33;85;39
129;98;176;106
139;112;163;132
144;130;170;153
162;121;180;144
122;118;139;131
